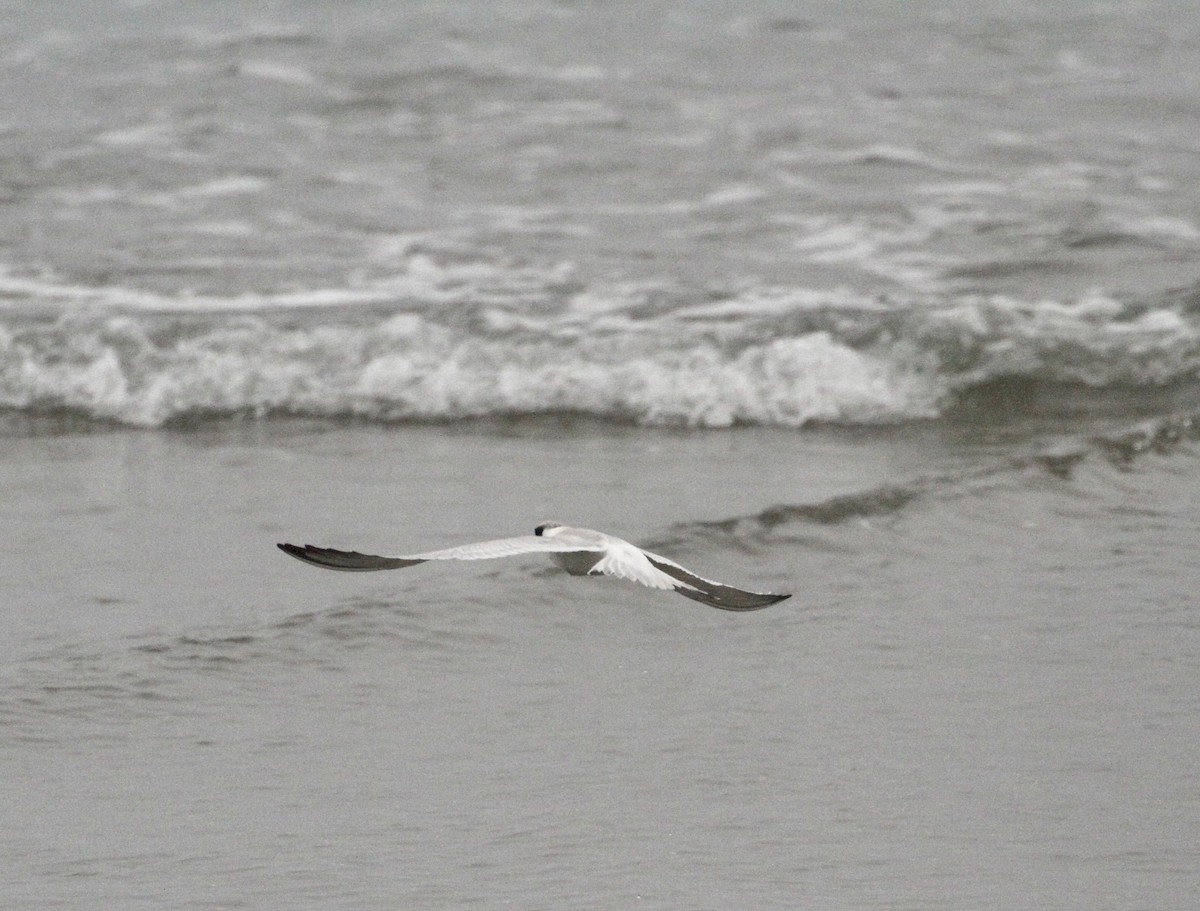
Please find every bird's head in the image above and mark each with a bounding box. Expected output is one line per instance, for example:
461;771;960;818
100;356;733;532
534;521;565;537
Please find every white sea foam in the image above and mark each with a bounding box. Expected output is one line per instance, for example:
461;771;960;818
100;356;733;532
2;262;1199;428
791;216;945;289
96;122;178;148
0;256;573;314
703;184;770;207
1122;215;1200;244
142;176;272;209
238;60;318;86
0;304;943;428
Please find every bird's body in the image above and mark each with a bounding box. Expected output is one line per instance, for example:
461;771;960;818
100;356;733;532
278;522;790;611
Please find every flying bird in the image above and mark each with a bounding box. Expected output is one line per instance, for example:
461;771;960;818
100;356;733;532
278;522;790;611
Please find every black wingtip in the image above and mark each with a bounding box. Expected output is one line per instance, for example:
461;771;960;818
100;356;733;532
276;542;425;572
278;542;316;564
739;592;792;610
671;586;792;611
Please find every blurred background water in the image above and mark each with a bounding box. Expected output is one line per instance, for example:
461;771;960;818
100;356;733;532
1;1;1198;908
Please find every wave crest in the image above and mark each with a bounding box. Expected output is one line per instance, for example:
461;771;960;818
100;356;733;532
4;268;1200;428
0;309;942;428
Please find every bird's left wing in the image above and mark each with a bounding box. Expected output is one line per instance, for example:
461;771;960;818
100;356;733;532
640;549;791;611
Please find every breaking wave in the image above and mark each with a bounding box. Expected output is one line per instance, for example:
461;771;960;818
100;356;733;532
3;264;1200;429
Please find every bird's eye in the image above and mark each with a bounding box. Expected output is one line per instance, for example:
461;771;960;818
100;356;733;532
534;525;544;536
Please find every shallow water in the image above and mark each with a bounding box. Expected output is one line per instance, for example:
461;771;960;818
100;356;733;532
3;418;1199;909
4;0;1200;428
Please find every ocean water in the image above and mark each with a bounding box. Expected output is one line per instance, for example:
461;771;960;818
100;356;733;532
2;1;1199;908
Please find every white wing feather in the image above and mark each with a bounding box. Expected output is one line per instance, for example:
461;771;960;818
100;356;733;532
588;540;694;591
277;535;604;572
406;535;604;562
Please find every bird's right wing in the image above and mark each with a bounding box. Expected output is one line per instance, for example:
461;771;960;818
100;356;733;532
641;550;791;611
277;543;424;571
277;536;603;572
